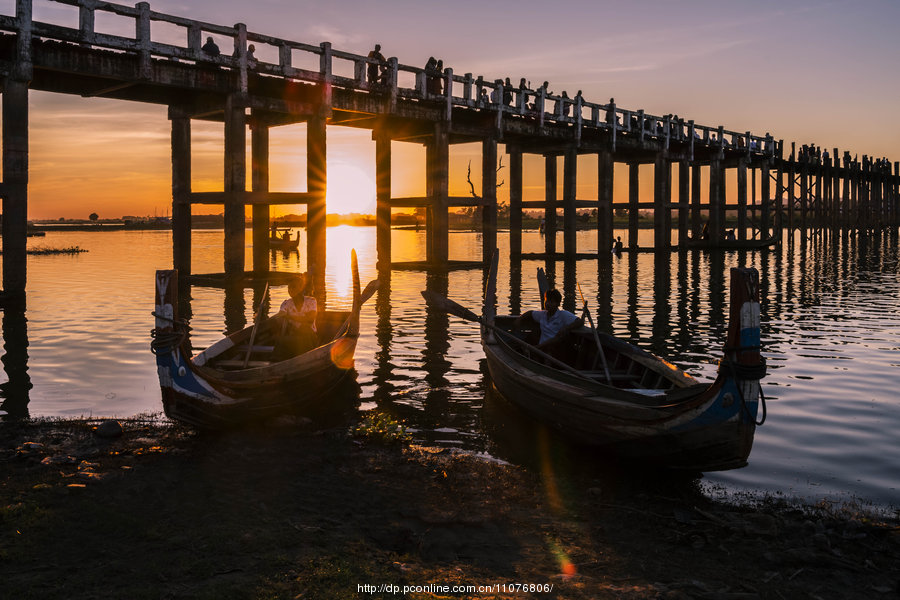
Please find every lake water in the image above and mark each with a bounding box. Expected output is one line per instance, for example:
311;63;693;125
2;226;899;511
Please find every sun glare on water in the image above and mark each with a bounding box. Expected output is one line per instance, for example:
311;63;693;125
327;162;376;215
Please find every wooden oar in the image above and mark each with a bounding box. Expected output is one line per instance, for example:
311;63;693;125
537;267;549;309
242;282;269;368
577;281;612;384
421;289;595;383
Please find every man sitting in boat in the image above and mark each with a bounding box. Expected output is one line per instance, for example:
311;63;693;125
514;289;583;359
272;273;318;361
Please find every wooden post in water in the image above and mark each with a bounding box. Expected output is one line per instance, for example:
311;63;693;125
544;155;557;256
653;154;671;250
563;146;577;258
760;161;771;237
250;117;269;274
737;158;747;240
170;113;191;277
708;156;725;244
482;137;498;262
677;161;689;245
428;122;450;265
597;150;614;254
374;124;391;272
628;162;639;249
307;114;327;291
508;146;523;256
1;77;30;298
224;94;247;278
691;163;702;239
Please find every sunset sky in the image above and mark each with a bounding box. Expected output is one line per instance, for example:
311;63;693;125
8;0;900;220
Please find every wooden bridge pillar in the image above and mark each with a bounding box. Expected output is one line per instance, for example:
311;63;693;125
708;157;725;243
691;163;702;239
374;124;391;273
224;94;247;277
427;122;450;265
737;158;748;240
677;161;689;245
563;147;577;258
760;162;771;237
250;118;270;274
628;162;639;249
307;115;327;290
1;78;29;299
653;154;671;250
508;146;523;256
597;150;614;254
170;113;191;276
544;155;557;256
482;137;498;262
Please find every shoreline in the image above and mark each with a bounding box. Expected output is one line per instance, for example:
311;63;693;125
2;415;898;599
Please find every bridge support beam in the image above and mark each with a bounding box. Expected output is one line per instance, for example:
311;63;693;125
1;78;30;300
508;146;523;256
481;137;498;262
224;95;246;277
709;157;725;243
374;124;391;273
737;158;748;240
653;154;671;250
171;114;191;276
563;147;577;258
597;150;614;254
250;118;269;273
677;161;689;246
427;122;449;265
628;163;639;249
691;163;702;239
760;161;771;236
544;155;557;256
307;115;327;293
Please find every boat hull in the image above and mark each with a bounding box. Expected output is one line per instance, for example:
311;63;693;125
483;338;757;471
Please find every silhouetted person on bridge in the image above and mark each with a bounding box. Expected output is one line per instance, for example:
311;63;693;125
201;36;220;57
367;44;385;85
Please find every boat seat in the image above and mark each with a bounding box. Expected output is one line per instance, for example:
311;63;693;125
212;359;272;369
581;371;639;381
235;345;275;354
624;388;666;398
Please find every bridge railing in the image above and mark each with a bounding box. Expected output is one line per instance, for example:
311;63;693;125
0;0;775;158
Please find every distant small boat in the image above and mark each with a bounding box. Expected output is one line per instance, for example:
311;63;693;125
152;250;378;429
423;253;768;471
26;230;46;237
683;236;778;250
269;230;300;251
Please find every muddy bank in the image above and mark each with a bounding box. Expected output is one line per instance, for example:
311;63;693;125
1;416;898;599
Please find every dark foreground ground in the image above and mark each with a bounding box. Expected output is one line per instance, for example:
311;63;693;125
1;415;898;600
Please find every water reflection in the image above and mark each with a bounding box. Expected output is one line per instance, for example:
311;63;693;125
0;308;31;419
3;227;900;506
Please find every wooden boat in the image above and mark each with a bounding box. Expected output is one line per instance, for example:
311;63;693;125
269;230;300;251
152;250;377;429
423;254;767;471
682;235;778;250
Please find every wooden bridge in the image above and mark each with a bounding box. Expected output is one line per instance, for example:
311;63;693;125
1;0;897;301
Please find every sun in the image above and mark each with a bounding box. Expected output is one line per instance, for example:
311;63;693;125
326;162;376;215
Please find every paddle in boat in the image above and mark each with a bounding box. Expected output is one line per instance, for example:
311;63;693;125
422;252;767;471
152;250;378;429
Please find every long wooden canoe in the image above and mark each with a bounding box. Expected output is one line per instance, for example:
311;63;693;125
682;236;779;250
269;231;300;251
472;257;767;471
152;250;376;429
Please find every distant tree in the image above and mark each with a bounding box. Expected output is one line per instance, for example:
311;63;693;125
89;213;99;222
